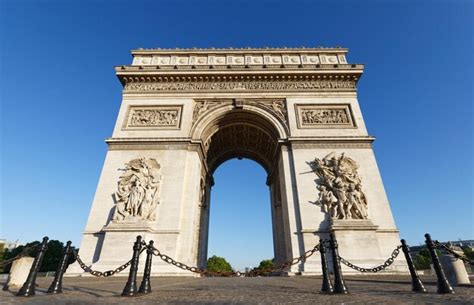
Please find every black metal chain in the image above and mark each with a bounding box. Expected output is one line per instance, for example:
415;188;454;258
73;246;146;277
434;241;474;265
338;245;402;273
247;244;321;277
148;243;320;277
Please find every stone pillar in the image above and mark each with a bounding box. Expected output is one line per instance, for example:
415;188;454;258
3;257;34;291
440;255;471;286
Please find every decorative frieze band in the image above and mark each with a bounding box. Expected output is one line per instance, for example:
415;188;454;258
124;105;182;129
295;104;355;129
132;52;347;67
124;80;356;93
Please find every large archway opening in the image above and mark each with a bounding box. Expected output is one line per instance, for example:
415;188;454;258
194;106;289;270
208;158;272;271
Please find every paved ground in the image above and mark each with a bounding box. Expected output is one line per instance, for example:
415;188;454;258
1;275;473;304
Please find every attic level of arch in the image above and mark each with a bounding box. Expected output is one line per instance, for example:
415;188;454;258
115;47;364;92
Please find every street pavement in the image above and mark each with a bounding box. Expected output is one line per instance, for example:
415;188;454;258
1;275;473;304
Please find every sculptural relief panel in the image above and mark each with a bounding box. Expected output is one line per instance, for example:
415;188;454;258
112;158;162;222
124;105;182;129
295;104;355;129
310;152;369;220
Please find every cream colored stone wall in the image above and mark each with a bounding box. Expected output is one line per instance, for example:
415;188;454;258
69;47;405;277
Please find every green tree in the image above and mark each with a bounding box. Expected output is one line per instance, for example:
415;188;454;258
463;248;474;261
257;259;274;270
253;259;274;276
2;240;76;273
206;255;233;273
413;249;431;270
413;247;443;270
0;243;6;273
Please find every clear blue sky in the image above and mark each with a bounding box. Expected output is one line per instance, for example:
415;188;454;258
1;0;472;270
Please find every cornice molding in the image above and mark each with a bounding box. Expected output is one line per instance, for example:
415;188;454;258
131;46;348;54
289;136;374;149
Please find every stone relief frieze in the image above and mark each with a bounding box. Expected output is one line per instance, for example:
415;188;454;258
125;106;182;129
296;104;354;128
310;152;368;220
124;80;356;93
113;158;162;222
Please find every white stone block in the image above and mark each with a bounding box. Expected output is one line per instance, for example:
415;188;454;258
4;257;34;290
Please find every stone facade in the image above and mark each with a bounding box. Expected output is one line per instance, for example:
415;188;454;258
67;47;405;276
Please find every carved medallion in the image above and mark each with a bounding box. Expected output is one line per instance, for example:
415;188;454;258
310;152;368;220
113;158;162;222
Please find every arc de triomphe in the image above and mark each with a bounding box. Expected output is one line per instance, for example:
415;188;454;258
68;47;405;276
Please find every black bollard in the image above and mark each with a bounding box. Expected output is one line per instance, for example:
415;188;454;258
329;233;348;294
139;240;154;294
17;236;49;297
424;233;454;294
122;235;143;296
47;241;73;294
319;239;333;293
400;239;426;293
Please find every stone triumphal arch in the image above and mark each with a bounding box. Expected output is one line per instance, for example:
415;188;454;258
68;47;405;276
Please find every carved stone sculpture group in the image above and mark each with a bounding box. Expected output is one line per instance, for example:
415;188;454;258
129;109;179;127
311;152;368;220
301;109;349;125
113;158;162;221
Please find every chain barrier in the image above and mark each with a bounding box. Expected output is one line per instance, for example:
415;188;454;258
434;241;474;265
338;245;402;273
148;242;320;277
0;244;40;268
73;244;147;277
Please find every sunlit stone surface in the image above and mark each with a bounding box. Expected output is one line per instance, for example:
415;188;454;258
67;47;406;276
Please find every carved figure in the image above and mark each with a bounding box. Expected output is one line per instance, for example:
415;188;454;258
311;152;368;220
193;101;220;122
301;109;349;125
316;185;338;217
129;109;179;127
271;101;286;119
113;158;162;221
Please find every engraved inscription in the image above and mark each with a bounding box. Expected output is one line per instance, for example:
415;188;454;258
296;104;355;128
126;106;182;129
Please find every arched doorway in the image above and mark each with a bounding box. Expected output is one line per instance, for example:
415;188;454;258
192;103;290;268
207;158;272;271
